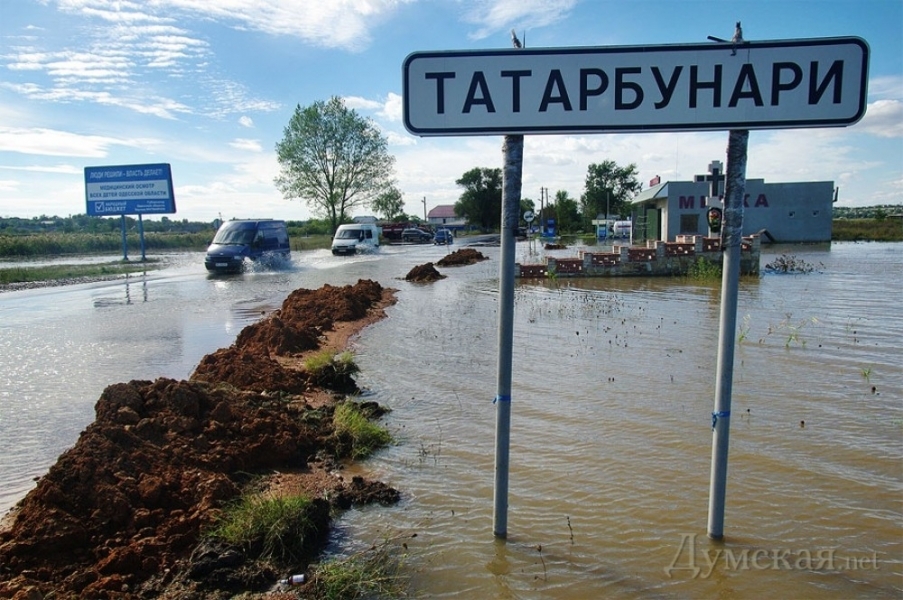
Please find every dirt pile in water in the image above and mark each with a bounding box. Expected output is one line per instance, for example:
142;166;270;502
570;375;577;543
436;248;488;267
404;262;445;282
0;279;398;600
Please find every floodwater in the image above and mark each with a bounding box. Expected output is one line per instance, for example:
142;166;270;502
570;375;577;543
1;241;900;598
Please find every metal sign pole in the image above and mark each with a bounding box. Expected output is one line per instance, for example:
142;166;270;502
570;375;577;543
493;132;523;539
493;30;524;540
707;129;749;540
120;215;128;261
138;214;147;261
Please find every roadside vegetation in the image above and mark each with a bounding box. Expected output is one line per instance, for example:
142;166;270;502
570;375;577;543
830;218;902;242
0;260;164;286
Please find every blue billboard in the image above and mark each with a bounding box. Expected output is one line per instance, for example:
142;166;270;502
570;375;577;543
85;163;175;216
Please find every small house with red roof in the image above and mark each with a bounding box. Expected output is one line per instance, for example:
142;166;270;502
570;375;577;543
427;205;467;230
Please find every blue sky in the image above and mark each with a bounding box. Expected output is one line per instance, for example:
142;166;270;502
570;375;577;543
1;0;901;222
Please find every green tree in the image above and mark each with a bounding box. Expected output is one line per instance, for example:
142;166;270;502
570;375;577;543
371;186;405;221
553;189;582;233
580;160;642;223
275;96;395;234
454;167;502;230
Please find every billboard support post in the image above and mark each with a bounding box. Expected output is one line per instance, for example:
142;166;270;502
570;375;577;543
120;215;128;261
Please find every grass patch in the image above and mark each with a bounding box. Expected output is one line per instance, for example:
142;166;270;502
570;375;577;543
687;256;722;280
207;493;327;563
304;350;359;377
832;218;902;242
333;401;393;460
0;260;163;285
0;232;211;257
304;350;361;392
290;233;333;251
310;537;409;600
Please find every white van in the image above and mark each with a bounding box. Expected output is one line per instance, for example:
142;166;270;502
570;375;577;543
331;223;380;255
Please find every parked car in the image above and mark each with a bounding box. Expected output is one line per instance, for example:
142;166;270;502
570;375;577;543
434;228;454;245
401;228;433;244
204;219;290;273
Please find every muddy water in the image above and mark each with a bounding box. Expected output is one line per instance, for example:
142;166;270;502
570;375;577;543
1;242;901;598
340;242;902;599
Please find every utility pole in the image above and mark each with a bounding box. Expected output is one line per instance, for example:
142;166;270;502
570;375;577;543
422;196;427;222
539;187;547;235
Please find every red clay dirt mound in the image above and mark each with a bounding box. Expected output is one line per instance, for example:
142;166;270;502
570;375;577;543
192;279;387;394
192;346;311;395
0;279;398;600
436;248;488;267
404;262;444;282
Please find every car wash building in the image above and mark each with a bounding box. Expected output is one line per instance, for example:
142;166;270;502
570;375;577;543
630;162;835;244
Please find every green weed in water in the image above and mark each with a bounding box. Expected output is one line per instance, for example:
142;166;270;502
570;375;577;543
333;401;393;460
208;493;324;562
861;367;873;383
687;256;722;280
738;314;751;344
310;535;409;600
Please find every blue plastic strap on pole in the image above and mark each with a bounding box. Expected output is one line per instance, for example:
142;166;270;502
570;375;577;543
493;395;511;404
712;410;731;430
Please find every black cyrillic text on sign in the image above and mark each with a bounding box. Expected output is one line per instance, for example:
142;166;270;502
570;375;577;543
403;38;868;135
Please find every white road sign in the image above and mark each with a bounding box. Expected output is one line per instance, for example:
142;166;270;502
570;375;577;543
403;37;868;136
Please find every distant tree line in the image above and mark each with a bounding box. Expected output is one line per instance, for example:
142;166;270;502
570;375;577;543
0;215;215;235
832;205;902;220
0;215;346;238
453;160;642;233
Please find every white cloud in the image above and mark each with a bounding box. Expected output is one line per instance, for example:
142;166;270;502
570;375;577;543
346;92;404;124
0;163;82;175
381;92;404;123
344;96;383;112
463;0;577;40
856;100;903;138
55;0;408;52
868;75;903;101
229;138;262;152
239;115;254;127
2;4;287;122
385;131;416;146
0;127;120;157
